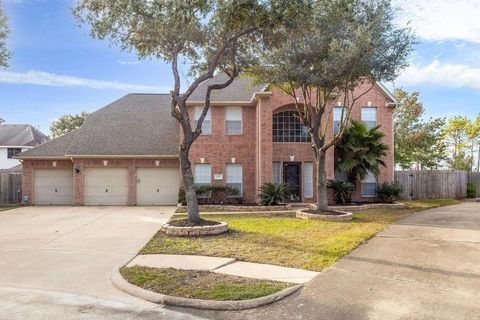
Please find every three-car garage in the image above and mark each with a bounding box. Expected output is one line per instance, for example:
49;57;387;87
30;165;180;206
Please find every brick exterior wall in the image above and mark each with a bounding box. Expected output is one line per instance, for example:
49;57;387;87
22;82;394;206
189;82;394;204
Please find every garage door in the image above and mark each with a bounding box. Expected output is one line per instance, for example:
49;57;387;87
136;167;180;205
33;168;73;205
84;168;129;205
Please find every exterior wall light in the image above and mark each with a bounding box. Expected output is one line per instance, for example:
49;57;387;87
103;160;108;167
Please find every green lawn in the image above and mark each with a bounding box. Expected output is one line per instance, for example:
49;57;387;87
141;199;460;272
120;266;293;301
0;206;17;212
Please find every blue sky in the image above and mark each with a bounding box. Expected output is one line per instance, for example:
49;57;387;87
0;0;479;135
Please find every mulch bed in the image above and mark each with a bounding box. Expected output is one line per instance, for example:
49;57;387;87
168;219;221;227
302;209;346;215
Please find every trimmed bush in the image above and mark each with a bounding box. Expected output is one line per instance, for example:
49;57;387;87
258;183;291;206
178;185;240;206
467;182;477;198
327;180;354;204
377;182;404;203
178;187;187;205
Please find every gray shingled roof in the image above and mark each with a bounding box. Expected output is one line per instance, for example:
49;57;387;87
188;73;265;102
19;94;179;157
0;124;49;147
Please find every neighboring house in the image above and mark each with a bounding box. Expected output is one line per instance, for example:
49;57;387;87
17;74;397;206
0;124;49;170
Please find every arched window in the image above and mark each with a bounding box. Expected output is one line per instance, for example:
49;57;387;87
272;111;311;143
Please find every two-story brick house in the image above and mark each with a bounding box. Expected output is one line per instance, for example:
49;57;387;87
18;73;397;206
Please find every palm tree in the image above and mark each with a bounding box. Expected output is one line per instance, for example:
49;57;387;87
335;121;388;185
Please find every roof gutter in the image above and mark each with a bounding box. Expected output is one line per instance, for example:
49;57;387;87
15;156;70;160
64;154;180;159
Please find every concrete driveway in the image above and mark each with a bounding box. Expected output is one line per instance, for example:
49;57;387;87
0;206;201;320
181;202;480;320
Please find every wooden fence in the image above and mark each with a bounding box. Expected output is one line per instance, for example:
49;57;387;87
468;172;480;198
394;170;468;200
0;173;22;204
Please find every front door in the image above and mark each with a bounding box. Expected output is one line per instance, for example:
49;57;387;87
283;162;301;202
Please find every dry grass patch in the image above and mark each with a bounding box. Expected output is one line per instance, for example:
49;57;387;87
141;199;461;272
120;266;292;301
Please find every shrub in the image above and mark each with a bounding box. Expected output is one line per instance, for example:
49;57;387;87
178;187;187;205
258;183;290;206
377;182;404;203
467;182;477;198
327;180;354;204
178;185;240;205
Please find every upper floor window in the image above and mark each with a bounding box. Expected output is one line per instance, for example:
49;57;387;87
361;107;377;129
272;111;311;143
7;148;22;159
225;106;242;135
194;106;211;135
333;107;345;134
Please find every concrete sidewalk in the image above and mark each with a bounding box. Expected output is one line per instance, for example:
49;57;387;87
127;254;319;284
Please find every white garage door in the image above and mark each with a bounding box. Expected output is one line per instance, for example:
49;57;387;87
85;168;129;205
136;167;179;205
33;168;73;205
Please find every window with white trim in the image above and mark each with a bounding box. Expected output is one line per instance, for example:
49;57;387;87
361;107;377;129
225;106;242;135
194;106;211;135
361;171;377;197
225;164;242;195
194;164;211;187
7;148;22;159
333;107;345;134
272;111;311;142
303;162;313;197
273;162;282;185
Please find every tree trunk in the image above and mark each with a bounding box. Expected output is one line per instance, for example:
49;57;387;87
316;150;329;212
179;147;201;223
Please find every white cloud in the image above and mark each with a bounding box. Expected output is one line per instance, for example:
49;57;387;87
0;70;164;92
397;60;480;91
394;0;480;43
117;60;141;65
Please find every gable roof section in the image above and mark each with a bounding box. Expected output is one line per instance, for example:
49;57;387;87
375;82;398;105
19;94;179;158
187;73;265;103
188;73;397;105
0;124;49;147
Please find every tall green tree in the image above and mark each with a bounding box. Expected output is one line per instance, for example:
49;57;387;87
74;0;304;223
0;1;11;68
443;116;473;171
394;88;446;169
467;115;480;171
335;121;388;185
50;112;89;138
253;0;413;211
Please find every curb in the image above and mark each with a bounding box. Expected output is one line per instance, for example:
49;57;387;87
111;268;302;310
